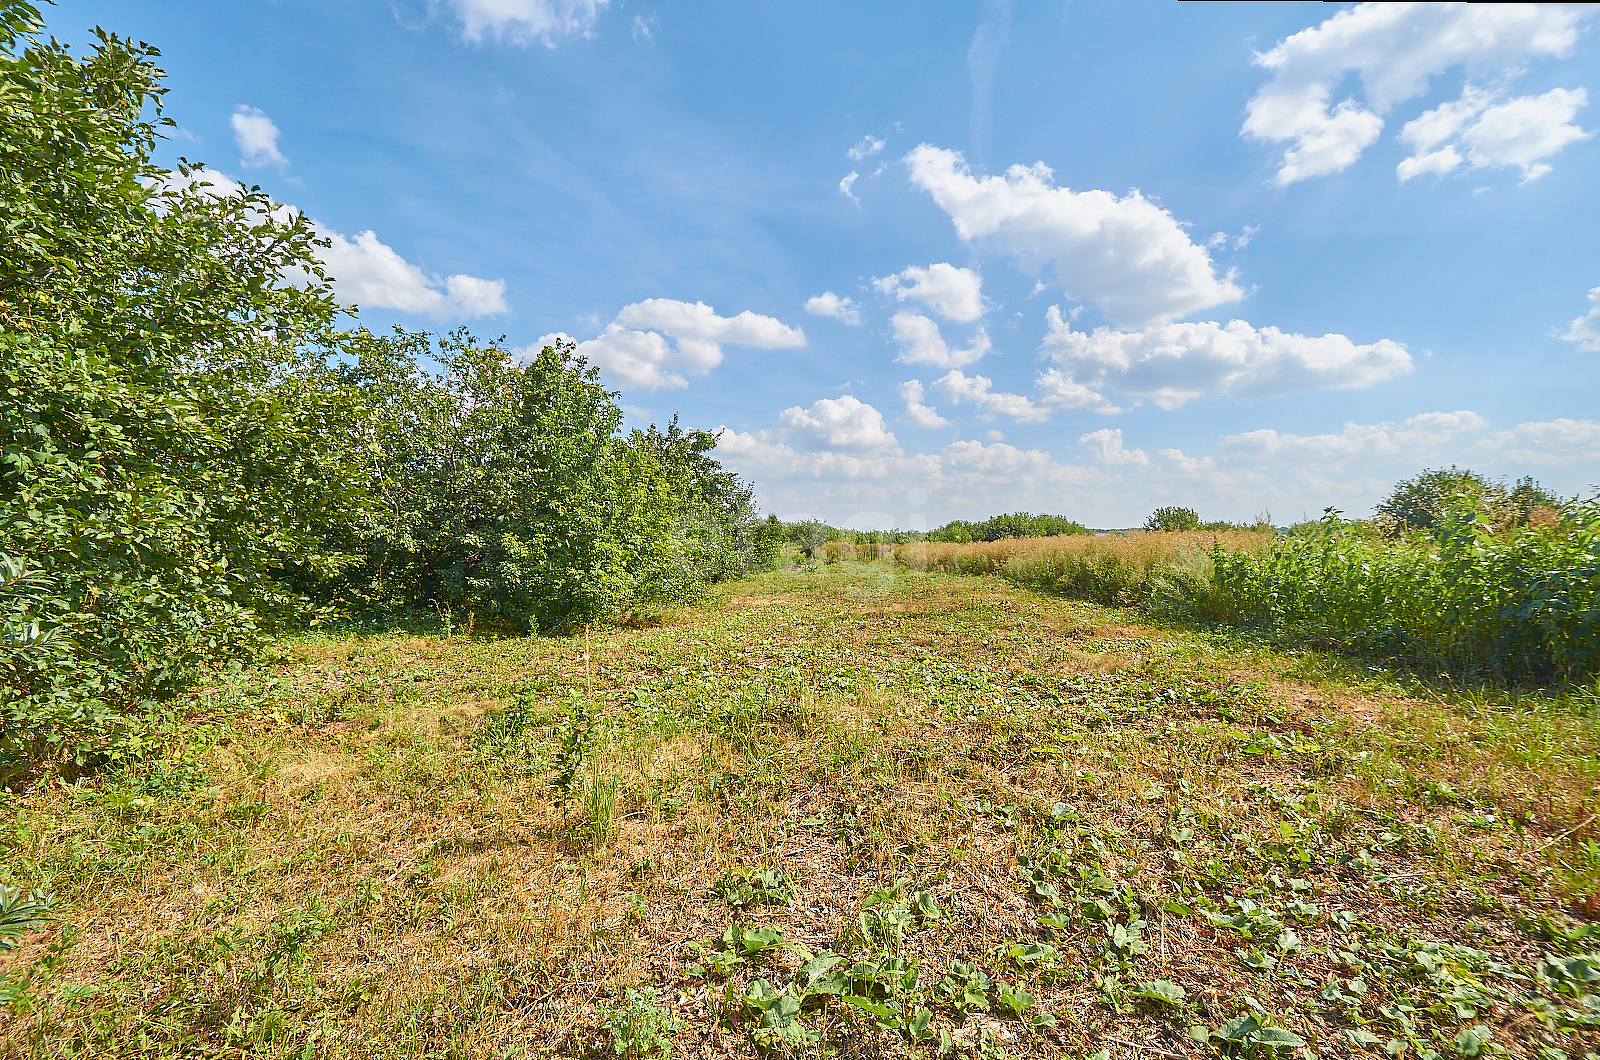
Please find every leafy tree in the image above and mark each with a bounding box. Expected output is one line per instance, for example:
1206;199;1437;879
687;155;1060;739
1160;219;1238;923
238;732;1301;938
1;4;369;774
928;512;1090;542
1143;507;1201;533
1377;468;1561;533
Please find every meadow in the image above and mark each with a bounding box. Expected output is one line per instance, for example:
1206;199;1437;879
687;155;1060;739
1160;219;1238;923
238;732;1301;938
3;557;1598;1059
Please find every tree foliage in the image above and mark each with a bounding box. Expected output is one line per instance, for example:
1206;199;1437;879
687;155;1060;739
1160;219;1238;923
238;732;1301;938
1;6;371;774
1377;467;1563;533
0;3;774;778
1143;507;1201;533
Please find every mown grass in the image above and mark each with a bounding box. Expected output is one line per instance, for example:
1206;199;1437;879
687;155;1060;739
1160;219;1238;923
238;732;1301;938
2;561;1598;1059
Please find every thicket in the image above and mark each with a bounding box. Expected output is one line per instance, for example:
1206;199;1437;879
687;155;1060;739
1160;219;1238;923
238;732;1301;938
1201;498;1600;684
0;4;775;780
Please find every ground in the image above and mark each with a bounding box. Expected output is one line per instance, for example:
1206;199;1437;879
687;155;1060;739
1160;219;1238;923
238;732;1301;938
3;562;1599;1059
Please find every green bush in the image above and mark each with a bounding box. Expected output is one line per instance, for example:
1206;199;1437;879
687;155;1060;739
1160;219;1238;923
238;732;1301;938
0;10;369;776
1204;500;1600;683
1143;507;1201;533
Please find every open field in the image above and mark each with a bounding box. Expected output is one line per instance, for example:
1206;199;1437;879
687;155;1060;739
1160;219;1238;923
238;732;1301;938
3;563;1599;1059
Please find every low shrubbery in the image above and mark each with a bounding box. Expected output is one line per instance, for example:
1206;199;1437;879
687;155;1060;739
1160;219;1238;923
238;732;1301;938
1205;499;1600;683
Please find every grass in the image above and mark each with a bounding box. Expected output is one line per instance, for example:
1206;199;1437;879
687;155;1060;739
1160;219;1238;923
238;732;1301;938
2;560;1598;1059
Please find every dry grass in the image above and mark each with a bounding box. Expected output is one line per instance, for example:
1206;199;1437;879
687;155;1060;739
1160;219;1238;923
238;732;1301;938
1;563;1596;1059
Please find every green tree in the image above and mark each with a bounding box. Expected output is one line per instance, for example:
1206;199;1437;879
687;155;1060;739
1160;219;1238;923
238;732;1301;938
1;4;369;774
1143;507;1201;532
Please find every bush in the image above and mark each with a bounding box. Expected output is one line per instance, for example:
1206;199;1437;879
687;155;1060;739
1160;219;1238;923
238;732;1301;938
1144;507;1201;533
0;13;369;777
1205;501;1600;683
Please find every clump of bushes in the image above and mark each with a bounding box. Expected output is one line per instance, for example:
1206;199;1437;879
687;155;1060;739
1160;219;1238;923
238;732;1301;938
1205;497;1599;683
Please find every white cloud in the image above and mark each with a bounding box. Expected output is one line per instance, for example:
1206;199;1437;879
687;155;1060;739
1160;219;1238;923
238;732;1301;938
1244;3;1589;184
899;380;949;429
933;369;1049;424
615;298;805;348
231;106;287;168
156;167;505;322
890;312;991;369
1034;368;1124;415
839;171;860;205
557;299;804;390
1078;428;1149;468
446;0;608;46
905;145;1244;328
874;263;985;322
1219;410;1488;465
315;224;507;320
1560;287;1600;351
1472;418;1600;467
805;291;862;326
777;395;899;454
1399;86;1591;182
848;136;885;160
1039;305;1411;410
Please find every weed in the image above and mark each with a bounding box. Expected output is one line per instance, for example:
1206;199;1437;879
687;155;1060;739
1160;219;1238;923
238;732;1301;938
603;988;681;1058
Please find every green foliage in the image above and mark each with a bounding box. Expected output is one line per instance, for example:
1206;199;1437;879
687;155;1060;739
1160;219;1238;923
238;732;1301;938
1144;506;1202;533
603;988;681;1058
0;885;56;951
1378;466;1562;533
1204;499;1600;682
0;8;369;776
304;330;769;632
928;512;1092;543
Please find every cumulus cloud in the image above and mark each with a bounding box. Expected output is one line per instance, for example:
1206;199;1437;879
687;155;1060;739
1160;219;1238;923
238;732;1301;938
849;136;885;160
156;167;506;322
232;106;287;168
1472;418;1600;467
905;145;1243;328
839;171;860;204
899;380;949;429
778;395;900;454
890;312;992;369
1218;410;1488;465
1399;85;1592;182
1034;368;1124;415
874;263;985;322
933;369;1049;424
1078;428;1148;468
615;298;805;348
805;291;862;325
315;225;507;320
1039;306;1411;410
1244;3;1589;185
1560;287;1600;351
446;0;608;46
554;299;804;390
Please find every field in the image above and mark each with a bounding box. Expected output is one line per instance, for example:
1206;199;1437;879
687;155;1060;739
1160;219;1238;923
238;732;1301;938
3;561;1599;1059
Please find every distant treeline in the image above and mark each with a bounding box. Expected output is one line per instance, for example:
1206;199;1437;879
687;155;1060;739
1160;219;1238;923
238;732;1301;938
781;512;1091;553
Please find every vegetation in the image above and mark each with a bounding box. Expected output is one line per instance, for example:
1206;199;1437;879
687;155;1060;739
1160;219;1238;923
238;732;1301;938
0;4;774;782
2;564;1596;1057
1145;506;1203;533
3;5;1598;1057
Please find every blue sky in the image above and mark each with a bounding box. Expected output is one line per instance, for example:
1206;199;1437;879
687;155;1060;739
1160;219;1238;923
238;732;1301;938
57;0;1600;528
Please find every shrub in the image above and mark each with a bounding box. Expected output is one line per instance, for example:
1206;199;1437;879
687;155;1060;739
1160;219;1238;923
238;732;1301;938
1144;507;1202;533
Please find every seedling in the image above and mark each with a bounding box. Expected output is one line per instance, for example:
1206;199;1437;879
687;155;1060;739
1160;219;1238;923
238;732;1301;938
603;988;681;1058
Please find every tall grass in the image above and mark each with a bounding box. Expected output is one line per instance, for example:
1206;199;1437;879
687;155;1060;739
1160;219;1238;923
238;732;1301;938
883;530;1273;606
869;499;1600;685
1207;502;1600;683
